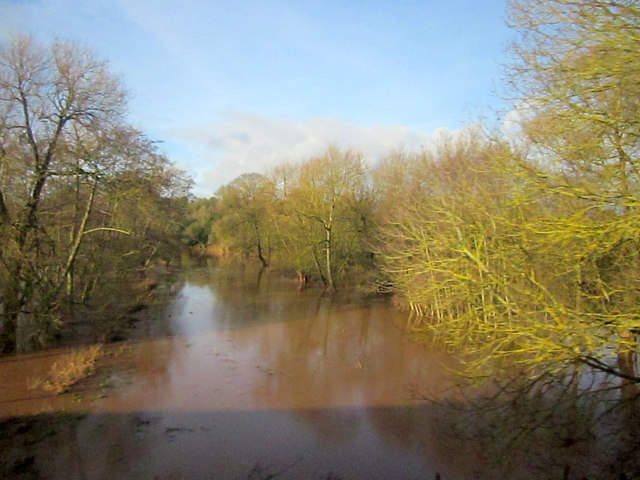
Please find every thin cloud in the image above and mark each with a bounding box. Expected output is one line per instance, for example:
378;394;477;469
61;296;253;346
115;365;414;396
170;111;435;196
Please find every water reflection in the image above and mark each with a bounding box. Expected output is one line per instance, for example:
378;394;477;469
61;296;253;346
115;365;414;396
1;264;639;479
127;265;459;413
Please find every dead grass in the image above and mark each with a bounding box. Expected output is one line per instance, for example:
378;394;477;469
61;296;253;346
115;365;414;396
30;345;103;394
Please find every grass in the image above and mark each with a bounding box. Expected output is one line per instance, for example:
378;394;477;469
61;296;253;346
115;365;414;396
30;345;103;394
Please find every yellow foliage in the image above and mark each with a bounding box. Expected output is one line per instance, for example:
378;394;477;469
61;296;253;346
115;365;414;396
31;345;103;394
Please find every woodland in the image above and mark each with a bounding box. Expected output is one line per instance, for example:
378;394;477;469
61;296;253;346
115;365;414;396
1;0;639;390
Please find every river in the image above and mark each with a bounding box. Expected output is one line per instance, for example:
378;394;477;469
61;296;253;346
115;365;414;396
1;263;638;479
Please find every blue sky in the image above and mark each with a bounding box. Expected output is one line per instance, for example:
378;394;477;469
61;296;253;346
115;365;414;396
1;0;513;196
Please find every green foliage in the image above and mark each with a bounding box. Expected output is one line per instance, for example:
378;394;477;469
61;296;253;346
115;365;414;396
204;148;374;291
182;197;219;246
278;147;368;290
377;129;640;380
213;172;275;267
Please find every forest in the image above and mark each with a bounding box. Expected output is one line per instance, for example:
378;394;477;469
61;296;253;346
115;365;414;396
2;0;639;391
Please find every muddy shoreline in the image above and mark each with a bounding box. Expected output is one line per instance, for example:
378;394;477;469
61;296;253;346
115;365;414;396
0;264;181;479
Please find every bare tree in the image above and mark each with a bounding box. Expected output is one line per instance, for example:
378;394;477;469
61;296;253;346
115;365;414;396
0;37;189;352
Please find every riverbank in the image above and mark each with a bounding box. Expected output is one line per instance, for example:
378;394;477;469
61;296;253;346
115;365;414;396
0;260;183;479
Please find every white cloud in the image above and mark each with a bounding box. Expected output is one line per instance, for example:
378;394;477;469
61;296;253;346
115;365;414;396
501;102;534;137
169;111;435;197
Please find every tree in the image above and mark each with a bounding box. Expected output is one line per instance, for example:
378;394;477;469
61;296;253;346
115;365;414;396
282;147;367;292
0;37;191;352
182;197;219;248
378;1;640;384
504;0;640;382
214;173;275;268
376;128;527;365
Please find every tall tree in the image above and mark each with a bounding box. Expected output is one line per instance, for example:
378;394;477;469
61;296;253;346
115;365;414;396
283;147;367;292
0;37;190;352
214;173;275;268
378;1;640;382
505;0;640;381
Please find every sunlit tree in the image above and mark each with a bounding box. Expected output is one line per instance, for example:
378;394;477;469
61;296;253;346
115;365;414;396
0;37;191;352
282;147;367;291
377;0;640;384
214;172;275;268
505;0;640;381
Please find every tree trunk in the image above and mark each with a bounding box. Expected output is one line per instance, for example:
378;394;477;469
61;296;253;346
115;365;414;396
256;241;269;269
312;248;327;287
0;189;9;225
0;269;28;354
617;329;639;403
324;225;335;293
0;308;17;354
296;269;308;290
253;222;269;268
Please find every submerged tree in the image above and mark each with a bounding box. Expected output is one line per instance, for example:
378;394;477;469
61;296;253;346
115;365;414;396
376;128;527;367
504;0;640;381
280;147;368;292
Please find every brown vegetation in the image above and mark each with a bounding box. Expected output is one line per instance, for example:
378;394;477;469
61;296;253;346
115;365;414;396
29;345;103;394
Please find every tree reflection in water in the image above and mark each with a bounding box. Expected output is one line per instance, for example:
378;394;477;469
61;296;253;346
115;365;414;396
407;368;640;479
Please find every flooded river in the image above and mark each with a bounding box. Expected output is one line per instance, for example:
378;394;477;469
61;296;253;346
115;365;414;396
2;264;639;479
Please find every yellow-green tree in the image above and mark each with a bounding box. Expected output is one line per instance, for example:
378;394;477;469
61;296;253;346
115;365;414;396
376;129;533;373
274;147;369;291
505;0;640;381
213;172;275;268
378;0;640;384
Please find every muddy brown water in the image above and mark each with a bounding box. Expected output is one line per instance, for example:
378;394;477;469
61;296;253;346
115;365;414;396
2;265;635;479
